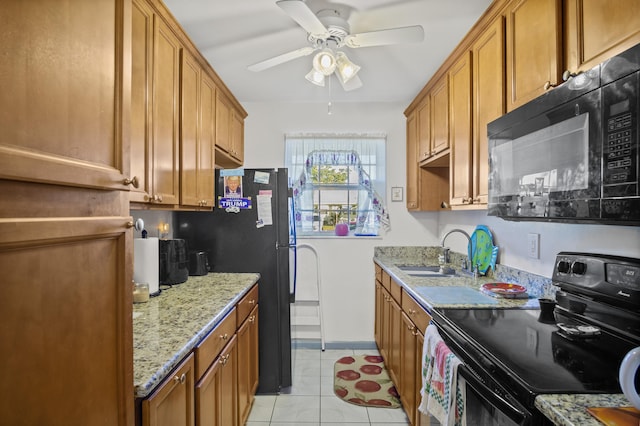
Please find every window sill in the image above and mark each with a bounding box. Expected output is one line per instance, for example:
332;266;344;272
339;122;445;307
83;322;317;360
296;234;382;240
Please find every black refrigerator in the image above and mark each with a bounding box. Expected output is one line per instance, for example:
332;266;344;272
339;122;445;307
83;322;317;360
176;168;293;394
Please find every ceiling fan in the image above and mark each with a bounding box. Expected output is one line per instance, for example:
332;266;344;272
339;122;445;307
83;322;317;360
247;0;424;91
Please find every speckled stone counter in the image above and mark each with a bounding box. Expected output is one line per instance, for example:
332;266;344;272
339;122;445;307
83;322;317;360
133;273;259;398
535;394;634;426
373;246;554;311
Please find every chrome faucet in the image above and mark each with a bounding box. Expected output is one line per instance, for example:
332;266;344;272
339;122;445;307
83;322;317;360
439;228;471;264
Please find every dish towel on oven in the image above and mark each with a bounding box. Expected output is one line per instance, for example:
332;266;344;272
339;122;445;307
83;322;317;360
419;323;466;426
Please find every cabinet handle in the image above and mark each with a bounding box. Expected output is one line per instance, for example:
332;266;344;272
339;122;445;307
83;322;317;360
123;176;139;188
407;324;415;331
543;81;556;91
248;299;256;305
249;315;255;323
173;373;186;384
220;333;228;341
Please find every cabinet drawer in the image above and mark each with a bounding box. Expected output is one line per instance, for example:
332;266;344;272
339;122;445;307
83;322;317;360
375;264;382;283
390;278;402;304
401;289;431;333
237;284;258;324
381;270;392;292
195;307;237;380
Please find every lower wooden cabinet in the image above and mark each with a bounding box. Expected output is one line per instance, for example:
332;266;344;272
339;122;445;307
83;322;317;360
374;263;433;426
143;354;195;426
139;283;259;426
196;335;238;426
238;305;259;424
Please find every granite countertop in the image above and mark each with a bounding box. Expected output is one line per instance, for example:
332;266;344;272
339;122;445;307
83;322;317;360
133;272;259;398
535;394;634;426
373;248;545;311
373;246;634;426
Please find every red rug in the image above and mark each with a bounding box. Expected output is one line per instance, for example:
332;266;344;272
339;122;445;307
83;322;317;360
333;354;400;408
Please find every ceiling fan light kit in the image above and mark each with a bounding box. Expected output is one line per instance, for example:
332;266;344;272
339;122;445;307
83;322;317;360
248;0;424;91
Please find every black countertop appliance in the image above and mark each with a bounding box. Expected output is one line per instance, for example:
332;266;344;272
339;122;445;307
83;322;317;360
159;238;189;285
176;168;294;394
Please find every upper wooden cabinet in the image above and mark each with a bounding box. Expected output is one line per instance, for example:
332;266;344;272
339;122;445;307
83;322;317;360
131;0;181;206
505;0;561;111
449;51;474;207
215;91;245;168
405;111;420;210
0;0;132;192
180;51;215;209
416;100;431;163
564;0;640;74
430;76;450;158
472;17;505;207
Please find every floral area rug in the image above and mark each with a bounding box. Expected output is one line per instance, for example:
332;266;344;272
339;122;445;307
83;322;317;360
333;354;400;408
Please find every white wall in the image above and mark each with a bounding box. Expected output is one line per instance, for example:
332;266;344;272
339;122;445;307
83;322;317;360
242;100;640;344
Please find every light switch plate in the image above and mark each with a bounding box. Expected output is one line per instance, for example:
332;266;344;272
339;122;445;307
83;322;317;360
527;233;539;259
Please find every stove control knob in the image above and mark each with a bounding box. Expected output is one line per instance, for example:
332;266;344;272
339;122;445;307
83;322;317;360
571;261;587;275
557;260;571;274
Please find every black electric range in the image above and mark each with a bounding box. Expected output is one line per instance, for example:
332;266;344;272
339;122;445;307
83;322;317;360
431;252;640;425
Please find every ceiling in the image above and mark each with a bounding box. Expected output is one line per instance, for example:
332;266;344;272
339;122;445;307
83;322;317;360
162;0;493;105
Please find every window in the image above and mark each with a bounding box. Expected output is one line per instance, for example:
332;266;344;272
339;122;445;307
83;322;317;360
286;134;389;236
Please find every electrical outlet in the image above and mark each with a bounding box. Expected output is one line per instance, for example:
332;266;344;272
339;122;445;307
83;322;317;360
527;233;539;259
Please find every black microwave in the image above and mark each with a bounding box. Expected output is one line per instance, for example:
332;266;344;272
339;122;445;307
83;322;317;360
487;43;640;225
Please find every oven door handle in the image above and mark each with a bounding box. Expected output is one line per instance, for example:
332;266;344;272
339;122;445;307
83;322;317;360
458;365;531;425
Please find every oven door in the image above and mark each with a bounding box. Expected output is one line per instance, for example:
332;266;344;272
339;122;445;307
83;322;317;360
459;365;532;426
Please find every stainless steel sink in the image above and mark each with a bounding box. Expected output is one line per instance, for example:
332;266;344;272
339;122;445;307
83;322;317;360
396;265;458;278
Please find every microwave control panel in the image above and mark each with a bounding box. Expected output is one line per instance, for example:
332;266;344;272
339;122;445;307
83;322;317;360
602;71;638;196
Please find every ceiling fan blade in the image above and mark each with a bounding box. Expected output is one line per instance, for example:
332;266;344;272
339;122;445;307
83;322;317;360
276;0;329;38
338;74;363;92
248;46;316;72
344;25;424;48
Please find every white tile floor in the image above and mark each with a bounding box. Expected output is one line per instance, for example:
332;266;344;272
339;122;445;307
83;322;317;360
246;348;413;425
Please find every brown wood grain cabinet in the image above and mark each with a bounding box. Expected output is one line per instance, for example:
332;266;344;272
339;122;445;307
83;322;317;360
448;51;474;207
505;0;561;111
373;264;433;426
196;335;238;426
417;100;431;163
430;76;450;158
131;0;181;206
0;1;134;424
144;354;195;426
238;305;259;424
405;111;420;210
564;0;640;74
215;91;245;167
471;16;505;208
180;50;215;209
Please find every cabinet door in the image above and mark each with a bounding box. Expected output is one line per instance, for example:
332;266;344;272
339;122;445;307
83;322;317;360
380;287;391;363
400;312;418;426
238;305;259;425
180;50;201;207
215;91;232;154
145;354;195;426
417;100;431;163
231;111;244;163
199;73;216;208
196;335;237;426
414;331;431;426
405;111;420;210
152;17;181;205
449;51;473;207
131;0;154;203
0;0;131;192
565;0;640;73
0;216;134;425
374;282;384;349
388;297;402;386
472;17;505;206
506;0;561;111
430;76;450;156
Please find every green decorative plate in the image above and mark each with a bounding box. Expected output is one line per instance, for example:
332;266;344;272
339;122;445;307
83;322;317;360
468;225;498;275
